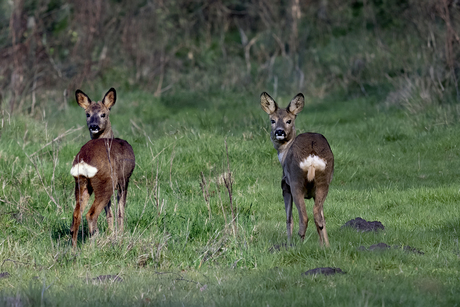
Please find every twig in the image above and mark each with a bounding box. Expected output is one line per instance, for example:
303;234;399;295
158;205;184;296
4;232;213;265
1;258;31;269
215;181;227;226
223;139;237;237
25;152;62;211
29;126;84;157
200;172;211;220
169;145;176;190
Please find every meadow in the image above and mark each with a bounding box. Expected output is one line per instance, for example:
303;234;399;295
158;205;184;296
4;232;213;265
0;85;459;306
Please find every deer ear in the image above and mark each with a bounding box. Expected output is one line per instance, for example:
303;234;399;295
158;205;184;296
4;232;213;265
102;88;116;110
287;93;304;115
75;90;91;109
260;92;278;115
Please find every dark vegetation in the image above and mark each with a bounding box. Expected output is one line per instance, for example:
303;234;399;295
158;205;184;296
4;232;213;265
1;0;460;112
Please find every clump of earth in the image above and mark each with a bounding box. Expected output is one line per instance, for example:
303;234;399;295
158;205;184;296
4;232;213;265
341;217;384;232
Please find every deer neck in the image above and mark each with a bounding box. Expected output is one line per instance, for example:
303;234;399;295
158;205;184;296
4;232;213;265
274;137;295;165
90;122;114;139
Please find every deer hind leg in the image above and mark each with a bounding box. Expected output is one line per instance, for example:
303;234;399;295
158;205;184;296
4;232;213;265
282;180;293;242
291;184;308;240
116;180;130;234
86;183;113;238
71;176;91;247
104;200;114;233
313;187;330;247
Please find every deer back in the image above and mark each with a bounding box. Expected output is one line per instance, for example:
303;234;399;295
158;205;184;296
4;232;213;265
71;138;135;186
283;132;334;190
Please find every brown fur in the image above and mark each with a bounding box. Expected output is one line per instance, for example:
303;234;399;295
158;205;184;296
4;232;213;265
70;138;135;247
260;92;334;246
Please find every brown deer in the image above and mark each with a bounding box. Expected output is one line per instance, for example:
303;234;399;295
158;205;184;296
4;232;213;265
75;88;116;140
260;92;334;246
71;87;135;247
70;138;135;247
75;88;118;230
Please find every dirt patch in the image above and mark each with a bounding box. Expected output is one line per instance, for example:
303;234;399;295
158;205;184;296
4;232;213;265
359;243;424;254
0;272;10;279
341;217;384;232
303;267;346;276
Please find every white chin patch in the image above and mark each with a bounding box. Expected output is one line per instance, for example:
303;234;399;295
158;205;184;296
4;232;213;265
275;135;285;140
70;161;98;178
90;129;99;133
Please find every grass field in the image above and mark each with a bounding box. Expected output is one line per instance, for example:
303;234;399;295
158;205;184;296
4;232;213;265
1;88;460;306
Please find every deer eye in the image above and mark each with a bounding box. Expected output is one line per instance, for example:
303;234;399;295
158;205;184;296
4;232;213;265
286;120;292;124
101;113;106;118
86;113;90;118
270;119;275;124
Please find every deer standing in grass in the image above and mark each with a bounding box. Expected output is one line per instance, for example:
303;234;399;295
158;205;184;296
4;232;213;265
70;88;135;247
260;92;334;246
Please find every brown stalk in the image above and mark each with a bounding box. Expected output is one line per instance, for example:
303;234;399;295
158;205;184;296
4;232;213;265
25;153;61;211
200;172;212;220
223;139;237;237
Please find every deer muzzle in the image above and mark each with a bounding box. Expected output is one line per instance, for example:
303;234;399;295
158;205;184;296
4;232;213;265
274;129;286;140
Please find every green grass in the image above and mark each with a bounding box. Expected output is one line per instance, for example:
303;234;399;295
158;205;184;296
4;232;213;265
1;89;460;306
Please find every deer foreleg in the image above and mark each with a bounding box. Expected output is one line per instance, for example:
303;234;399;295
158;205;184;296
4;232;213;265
282;180;293;242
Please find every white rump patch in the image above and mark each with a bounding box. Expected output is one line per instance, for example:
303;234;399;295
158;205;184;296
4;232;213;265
299;155;327;172
70;161;98;178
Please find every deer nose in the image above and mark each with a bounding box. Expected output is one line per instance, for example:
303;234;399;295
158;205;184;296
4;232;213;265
89;124;100;132
274;129;286;140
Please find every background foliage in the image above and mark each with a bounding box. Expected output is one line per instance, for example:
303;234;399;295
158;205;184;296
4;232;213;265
1;0;460;112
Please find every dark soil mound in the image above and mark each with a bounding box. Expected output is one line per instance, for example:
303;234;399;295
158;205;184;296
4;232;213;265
303;267;346;276
342;217;384;232
359;243;424;254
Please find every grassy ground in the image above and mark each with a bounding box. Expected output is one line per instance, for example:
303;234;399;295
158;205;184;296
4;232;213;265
0;88;460;306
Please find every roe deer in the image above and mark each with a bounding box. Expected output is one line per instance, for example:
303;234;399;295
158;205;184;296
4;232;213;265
75;88;119;233
260;92;334;246
70;138;135;247
75;88;116;140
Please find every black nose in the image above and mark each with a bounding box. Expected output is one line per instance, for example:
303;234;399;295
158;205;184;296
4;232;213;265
89;124;100;131
275;129;286;137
